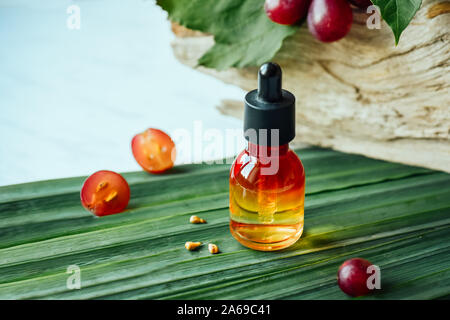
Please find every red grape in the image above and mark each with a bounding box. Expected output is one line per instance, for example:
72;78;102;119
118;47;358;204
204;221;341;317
337;258;373;297
348;0;373;9
265;0;311;25
307;0;353;42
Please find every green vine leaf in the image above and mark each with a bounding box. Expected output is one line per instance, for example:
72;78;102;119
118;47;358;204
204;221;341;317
370;0;422;45
156;0;297;70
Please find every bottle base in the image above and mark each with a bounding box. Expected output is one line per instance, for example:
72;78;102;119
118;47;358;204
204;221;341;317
230;220;303;251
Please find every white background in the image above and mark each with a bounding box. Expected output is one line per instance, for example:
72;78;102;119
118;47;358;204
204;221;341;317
0;0;246;186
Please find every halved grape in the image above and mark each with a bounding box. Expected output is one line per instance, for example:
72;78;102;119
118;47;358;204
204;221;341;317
80;170;130;217
132;128;176;174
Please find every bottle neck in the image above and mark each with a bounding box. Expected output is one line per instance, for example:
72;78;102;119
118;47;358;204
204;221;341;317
246;142;289;158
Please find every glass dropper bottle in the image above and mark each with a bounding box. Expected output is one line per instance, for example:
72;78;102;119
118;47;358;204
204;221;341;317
229;62;305;251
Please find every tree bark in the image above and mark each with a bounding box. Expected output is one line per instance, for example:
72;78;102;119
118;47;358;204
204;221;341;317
170;0;450;173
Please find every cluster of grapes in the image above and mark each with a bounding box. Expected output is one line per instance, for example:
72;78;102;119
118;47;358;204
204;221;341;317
265;0;372;42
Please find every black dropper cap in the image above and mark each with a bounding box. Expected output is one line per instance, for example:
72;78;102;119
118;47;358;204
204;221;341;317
244;62;295;146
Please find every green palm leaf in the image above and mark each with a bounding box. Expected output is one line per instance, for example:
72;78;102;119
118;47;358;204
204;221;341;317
0;147;449;299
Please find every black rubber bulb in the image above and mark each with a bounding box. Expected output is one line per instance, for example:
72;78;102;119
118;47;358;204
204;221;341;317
258;62;282;102
244;62;295;146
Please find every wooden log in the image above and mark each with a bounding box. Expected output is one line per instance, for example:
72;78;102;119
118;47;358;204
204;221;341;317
170;0;450;173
